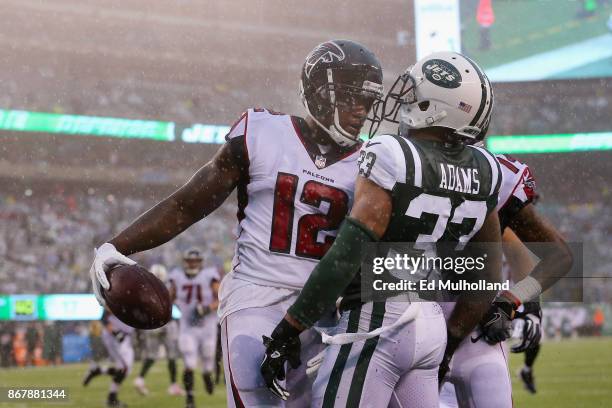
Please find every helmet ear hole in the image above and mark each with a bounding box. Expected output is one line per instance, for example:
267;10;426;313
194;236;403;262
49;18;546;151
418;101;430;111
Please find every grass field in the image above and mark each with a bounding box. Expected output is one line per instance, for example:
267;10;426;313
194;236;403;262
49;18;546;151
0;337;611;407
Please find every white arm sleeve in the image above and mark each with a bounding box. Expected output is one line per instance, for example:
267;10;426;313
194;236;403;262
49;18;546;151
357;135;404;191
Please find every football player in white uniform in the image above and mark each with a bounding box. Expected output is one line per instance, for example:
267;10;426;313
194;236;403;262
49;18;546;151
261;52;505;407
83;310;135;408
133;264;184;397
438;151;572;408
169;248;220;408
88;39;385;408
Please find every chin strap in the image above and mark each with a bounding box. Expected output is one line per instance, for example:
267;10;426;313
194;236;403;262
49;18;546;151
402;109;448;129
301;71;359;148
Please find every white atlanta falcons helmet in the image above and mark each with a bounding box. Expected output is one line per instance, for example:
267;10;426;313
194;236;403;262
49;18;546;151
383;51;493;142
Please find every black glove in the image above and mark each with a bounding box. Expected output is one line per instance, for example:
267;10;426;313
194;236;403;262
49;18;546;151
478;292;519;345
511;302;542;353
112;330;126;342
260;319;302;401
189;304;210;326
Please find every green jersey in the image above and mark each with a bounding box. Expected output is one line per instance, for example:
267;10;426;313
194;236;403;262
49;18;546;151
342;133;502;307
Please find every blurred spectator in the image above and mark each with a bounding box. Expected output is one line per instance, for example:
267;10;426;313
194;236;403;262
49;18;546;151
25;323;39;366
0;188;236;294
43;321;63;365
0;323;14;367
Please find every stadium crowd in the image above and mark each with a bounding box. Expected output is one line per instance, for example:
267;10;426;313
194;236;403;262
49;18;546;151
0;188;236;294
0;186;610;303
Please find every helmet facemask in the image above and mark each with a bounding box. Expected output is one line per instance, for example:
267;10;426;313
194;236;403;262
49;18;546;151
382;54;493;144
300;40;384;147
301;68;384;147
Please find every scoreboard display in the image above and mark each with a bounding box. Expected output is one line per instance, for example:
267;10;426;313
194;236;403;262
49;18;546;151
9;295;39;321
0;294;180;321
414;0;612;82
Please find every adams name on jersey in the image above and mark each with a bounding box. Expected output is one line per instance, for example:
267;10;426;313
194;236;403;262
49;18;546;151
341;133;501;308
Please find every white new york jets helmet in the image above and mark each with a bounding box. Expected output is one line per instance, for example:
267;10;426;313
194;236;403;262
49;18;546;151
383;51;493;142
149;264;168;283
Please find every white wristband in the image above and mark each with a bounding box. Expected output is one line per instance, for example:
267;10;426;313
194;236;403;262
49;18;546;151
509;276;542;304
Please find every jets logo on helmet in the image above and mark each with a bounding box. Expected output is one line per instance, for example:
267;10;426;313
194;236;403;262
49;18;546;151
304;42;346;79
422;59;462;89
382;51;493;143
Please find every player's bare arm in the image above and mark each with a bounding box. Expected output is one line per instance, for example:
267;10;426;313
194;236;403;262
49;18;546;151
508;203;573;296
89;141;243;307
208;280;220;312
169;280;177;304
444;210;502;354
109;143;242;255
439;209;503;384
502;228;537;282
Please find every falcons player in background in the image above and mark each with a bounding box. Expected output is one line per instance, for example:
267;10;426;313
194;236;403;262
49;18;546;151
133;264;184;397
88;39;384;407
83;310;134;408
169;248;220;408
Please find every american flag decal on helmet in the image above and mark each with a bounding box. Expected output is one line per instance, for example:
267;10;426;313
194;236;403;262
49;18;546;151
458;101;473;113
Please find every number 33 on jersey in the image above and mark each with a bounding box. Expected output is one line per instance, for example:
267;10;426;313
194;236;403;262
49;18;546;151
358;134;501;246
225;108;361;290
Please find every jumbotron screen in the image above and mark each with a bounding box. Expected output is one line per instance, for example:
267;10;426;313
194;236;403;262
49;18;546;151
414;0;612;82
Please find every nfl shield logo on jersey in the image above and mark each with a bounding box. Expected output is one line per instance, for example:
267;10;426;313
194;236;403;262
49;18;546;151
315;155;327;169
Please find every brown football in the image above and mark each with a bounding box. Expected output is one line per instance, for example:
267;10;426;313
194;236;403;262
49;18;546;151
102;264;172;330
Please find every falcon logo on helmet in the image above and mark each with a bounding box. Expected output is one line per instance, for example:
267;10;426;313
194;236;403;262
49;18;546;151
182;248;203;277
304;42;346;79
300;39;385;147
383;51;493;143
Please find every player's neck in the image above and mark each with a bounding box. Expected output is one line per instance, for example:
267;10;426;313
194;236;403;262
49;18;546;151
304;116;334;146
407;128;460;146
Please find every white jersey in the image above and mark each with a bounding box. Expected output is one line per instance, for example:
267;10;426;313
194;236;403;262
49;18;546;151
222;108;360;287
170;266;220;330
494;154;536;230
102;311;135;335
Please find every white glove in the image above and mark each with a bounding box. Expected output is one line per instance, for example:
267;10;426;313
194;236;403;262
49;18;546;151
306;348;327;380
89;243;136;306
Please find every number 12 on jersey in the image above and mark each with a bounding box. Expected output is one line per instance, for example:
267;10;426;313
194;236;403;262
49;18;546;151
269;172;348;260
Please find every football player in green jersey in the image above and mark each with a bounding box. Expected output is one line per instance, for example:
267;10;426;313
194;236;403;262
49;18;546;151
261;51;504;407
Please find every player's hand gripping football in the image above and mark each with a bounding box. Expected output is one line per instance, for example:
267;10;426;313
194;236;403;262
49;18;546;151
89;243;136;307
260;319;302;400
477;292;519;344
